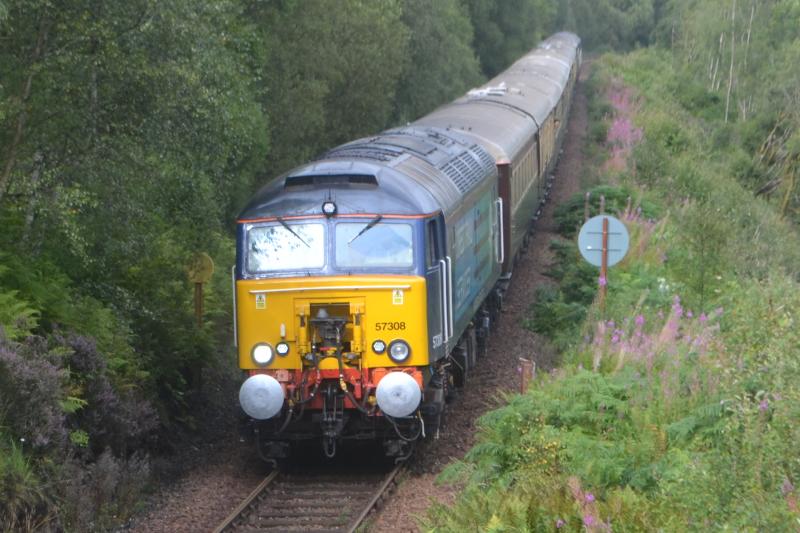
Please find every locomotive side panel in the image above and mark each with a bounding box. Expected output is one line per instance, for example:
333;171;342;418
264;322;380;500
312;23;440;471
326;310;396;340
446;186;501;341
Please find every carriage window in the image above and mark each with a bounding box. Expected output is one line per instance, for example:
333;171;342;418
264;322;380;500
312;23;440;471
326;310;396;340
335;222;413;268
246;222;325;272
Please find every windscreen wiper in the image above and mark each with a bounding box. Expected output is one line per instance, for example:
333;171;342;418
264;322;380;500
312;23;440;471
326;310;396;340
348;214;383;244
276;216;310;248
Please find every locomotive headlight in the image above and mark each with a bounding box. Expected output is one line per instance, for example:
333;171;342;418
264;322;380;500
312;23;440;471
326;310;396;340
372;339;386;354
251;343;274;366
276;342;290;356
387;340;411;363
322;201;337;216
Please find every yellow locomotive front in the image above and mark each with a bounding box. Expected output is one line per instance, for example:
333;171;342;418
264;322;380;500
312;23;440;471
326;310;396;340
235;204;437;460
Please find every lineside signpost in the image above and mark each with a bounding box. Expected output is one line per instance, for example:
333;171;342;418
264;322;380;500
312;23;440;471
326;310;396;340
577;215;629;309
188;252;215;328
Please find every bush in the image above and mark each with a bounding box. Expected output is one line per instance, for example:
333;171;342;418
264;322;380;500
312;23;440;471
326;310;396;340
58;450;151;531
0;439;54;532
0;336;69;453
428;47;800;531
62;334;159;457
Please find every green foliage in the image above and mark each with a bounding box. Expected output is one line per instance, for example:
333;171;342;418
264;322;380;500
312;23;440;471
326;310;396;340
429;7;800;528
0;438;53;532
0;286;37;341
528;187;660;348
393;0;483;122
252;0;409;175
553;185;659;238
526;284;588;341
556;0;657;52
463;0;557;76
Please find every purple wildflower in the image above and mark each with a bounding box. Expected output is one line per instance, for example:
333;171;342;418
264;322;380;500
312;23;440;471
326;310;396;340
687;310;693;318
598;276;607;287
556;518;565;528
699;312;707;323
782;478;795;496
611;335;620;344
607;320;615;328
585;492;595;503
583;514;596;527
635;315;645;327
759;399;769;412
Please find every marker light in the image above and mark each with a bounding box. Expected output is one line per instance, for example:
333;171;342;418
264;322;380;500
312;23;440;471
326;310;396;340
376;372;421;417
372;340;386;354
322;201;337;216
239;374;284;419
387;340;411;363
252;343;274;366
276;342;290;356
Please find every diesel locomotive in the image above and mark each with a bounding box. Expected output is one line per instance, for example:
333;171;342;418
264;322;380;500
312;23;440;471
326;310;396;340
234;32;582;461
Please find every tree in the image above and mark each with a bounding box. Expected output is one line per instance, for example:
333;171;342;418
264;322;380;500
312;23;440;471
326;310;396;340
0;0;267;413
393;0;484;122
463;0;557;77
250;0;409;176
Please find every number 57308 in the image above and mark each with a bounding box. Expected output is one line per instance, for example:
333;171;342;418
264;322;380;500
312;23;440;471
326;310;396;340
374;322;406;331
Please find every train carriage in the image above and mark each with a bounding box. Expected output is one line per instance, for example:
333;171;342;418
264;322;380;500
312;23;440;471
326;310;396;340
234;32;581;461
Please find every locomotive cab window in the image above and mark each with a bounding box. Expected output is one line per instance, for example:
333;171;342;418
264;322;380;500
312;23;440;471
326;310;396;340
335;222;413;268
425;219;443;267
246;222;325;273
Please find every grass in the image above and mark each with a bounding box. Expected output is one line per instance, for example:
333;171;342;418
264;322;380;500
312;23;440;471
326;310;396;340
423;50;800;531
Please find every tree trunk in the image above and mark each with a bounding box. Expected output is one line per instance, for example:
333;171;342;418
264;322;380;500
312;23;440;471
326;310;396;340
0;20;49;204
712;32;724;91
780;157;797;219
725;0;737;123
743;1;755;71
22;151;44;251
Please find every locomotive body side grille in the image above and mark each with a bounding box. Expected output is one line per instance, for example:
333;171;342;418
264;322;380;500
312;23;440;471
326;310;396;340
439;146;495;193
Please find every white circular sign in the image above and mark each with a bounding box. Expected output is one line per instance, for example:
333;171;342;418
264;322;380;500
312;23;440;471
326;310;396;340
577;215;630;267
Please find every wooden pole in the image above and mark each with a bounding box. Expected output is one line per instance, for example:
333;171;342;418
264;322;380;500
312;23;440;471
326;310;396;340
519;358;535;394
194;282;203;328
600;217;609;310
584;191;591;221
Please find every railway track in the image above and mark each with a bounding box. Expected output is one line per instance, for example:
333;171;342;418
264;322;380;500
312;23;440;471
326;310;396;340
213;464;402;533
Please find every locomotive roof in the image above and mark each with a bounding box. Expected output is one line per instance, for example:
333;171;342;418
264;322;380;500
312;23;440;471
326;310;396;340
414;32;580;161
238;126;496;220
238;32;580;222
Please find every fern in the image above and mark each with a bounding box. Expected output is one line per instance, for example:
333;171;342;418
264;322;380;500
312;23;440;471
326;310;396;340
0;289;38;340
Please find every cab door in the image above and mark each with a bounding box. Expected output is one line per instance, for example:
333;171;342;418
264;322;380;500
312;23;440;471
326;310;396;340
425;216;447;361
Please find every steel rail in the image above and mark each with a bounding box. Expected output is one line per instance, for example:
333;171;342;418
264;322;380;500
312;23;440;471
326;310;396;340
346;464;402;533
211;464;401;533
212;470;278;533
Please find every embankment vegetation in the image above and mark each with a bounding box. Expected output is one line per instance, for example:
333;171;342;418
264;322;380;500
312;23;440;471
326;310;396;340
425;1;800;530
